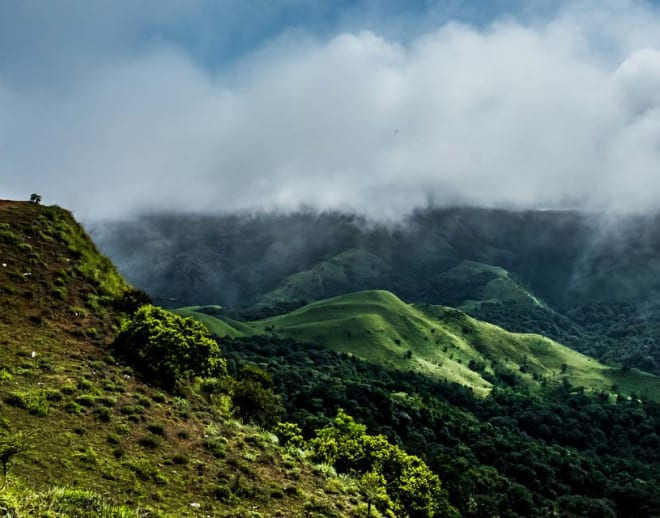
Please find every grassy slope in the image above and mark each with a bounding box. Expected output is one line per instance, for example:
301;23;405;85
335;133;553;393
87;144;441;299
258;248;390;305
0;201;364;517
445;260;547;311
175;307;250;338
185;290;660;400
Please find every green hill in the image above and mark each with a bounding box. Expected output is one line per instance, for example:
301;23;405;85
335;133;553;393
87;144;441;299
0;201;366;517
431;260;546;311
258;248;390;305
183;290;660;400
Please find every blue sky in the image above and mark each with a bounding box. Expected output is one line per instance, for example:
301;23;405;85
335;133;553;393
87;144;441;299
0;0;560;82
2;1;660;218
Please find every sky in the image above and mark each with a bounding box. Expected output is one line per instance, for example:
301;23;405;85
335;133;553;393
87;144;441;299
3;0;660;220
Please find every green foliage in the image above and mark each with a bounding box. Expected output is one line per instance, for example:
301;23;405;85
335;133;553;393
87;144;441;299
203;438;226;459
273;422;304;448
113;305;226;390
0;227;21;245
101;207;660;377
0;431;30;484
0;484;142;517
5;390;49;416
311;410;456;517
358;471;392;517
232;365;283;427
0;202;370;517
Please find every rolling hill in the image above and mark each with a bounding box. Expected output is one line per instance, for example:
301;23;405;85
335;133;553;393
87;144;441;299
258;248;390;305
180;290;660;400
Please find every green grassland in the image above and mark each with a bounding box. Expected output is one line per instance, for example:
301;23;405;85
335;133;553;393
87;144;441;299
176;306;252;338
184;290;660;400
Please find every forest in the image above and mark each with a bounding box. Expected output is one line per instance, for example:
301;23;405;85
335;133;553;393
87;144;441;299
222;334;660;517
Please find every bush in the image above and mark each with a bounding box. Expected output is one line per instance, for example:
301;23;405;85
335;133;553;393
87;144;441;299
75;395;96;407
203;438;226;458
113;305;226;390
6;390;49;416
138;435;161;449
274;422;304;448
147;423;165;436
232;365;283;427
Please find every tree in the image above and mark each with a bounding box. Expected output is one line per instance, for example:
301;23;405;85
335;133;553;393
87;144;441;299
113;305;226;390
311;410;458;517
232;364;283;426
359;471;391;517
29;193;41;204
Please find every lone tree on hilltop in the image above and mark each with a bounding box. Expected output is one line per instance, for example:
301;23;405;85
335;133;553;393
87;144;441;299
29;193;41;204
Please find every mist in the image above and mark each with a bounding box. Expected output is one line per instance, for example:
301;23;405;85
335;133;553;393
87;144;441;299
3;1;660;219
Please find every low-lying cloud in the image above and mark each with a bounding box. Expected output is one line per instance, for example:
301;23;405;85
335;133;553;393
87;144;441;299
3;0;660;219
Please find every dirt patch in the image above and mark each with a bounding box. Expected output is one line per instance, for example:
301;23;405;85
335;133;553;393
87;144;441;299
0;200;27;210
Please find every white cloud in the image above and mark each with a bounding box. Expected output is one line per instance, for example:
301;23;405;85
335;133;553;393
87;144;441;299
3;1;660;219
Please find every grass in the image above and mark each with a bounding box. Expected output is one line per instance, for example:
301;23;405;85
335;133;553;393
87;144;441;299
258;248;390;305
184;289;660;401
174;307;250;338
444;260;548;311
0;482;144;517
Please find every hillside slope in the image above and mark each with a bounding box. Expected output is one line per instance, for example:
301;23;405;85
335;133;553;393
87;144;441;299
0;201;365;517
183;290;660;400
258;248;390;305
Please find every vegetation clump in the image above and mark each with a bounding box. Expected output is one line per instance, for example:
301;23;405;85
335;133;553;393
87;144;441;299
232;364;283;427
311;410;458;518
114;305;226;390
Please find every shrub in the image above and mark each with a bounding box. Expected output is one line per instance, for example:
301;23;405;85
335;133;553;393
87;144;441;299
44;388;63;402
6;391;49;416
60;383;76;395
113;305;226;390
232;365;283;427
138;435;161;449
203;438;226;458
147;423;165;436
119;404;145;416
171;454;188;465
64;401;82;414
125;458;165;483
93;407;111;422
75;394;96;407
311;410;457;518
274;422;304;448
213;484;233;502
96;396;117;408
